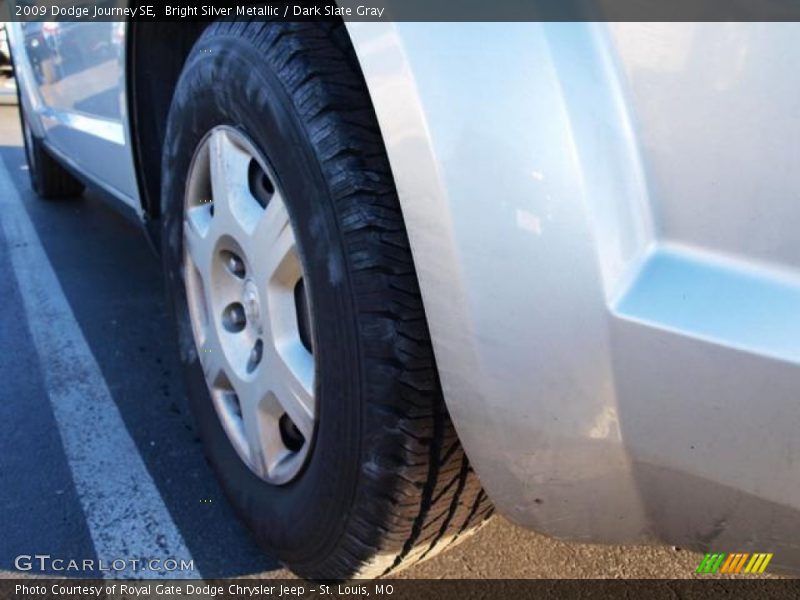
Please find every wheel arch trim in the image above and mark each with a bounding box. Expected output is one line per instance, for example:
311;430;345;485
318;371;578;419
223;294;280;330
343;22;657;544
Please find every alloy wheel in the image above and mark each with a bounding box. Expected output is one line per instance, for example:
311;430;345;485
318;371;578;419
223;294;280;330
182;126;315;485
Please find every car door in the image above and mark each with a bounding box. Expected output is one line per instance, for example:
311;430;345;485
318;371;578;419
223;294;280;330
8;12;138;209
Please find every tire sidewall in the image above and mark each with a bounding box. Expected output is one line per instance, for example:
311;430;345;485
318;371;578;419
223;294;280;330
18;101;41;195
161;31;362;563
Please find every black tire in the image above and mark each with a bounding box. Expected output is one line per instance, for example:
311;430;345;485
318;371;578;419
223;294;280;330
18;102;84;198
161;21;492;580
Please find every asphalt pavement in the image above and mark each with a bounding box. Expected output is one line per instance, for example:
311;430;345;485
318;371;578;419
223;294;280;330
0;104;727;580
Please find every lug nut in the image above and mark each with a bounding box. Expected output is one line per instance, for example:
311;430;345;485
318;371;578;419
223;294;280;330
247;339;264;373
221;250;246;278
222;302;247;333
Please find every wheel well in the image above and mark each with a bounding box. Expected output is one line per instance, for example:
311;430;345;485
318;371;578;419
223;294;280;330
126;21;363;247
127;22;209;227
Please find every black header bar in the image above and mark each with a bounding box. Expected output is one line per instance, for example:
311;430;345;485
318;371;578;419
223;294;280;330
4;0;800;22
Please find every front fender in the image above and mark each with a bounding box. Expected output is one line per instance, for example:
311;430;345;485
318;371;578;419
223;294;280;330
345;20;650;540
345;21;800;571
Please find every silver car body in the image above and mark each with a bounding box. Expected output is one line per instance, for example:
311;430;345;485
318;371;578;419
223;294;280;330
7;20;138;208
10;20;800;569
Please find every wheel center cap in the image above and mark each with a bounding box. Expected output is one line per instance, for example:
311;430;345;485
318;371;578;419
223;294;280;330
243;280;262;333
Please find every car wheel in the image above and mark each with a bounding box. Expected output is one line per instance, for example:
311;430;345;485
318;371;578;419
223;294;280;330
160;21;492;579
18;101;84;198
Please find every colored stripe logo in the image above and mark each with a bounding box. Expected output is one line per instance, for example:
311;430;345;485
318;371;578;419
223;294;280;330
696;553;773;574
